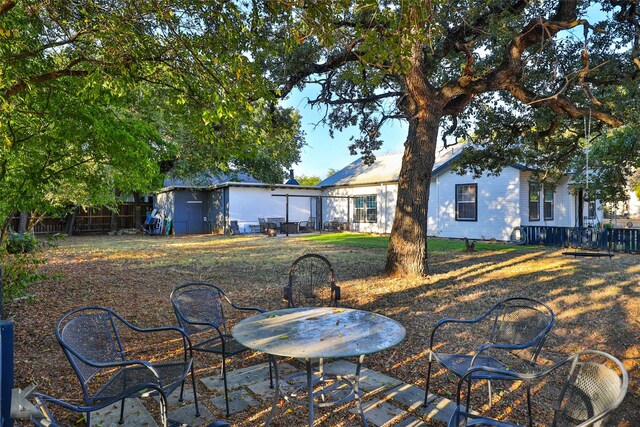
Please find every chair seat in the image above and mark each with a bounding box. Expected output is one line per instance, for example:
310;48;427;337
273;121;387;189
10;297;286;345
434;353;515;380
194;335;248;356
92;361;191;406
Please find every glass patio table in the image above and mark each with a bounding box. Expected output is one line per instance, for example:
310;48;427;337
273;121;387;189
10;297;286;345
232;307;406;426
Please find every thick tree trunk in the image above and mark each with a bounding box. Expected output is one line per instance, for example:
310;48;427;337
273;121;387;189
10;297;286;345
385;108;442;276
17;212;28;233
385;41;443;277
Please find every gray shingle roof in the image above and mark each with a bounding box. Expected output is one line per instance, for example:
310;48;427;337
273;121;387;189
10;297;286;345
318;146;465;187
163;172;261;188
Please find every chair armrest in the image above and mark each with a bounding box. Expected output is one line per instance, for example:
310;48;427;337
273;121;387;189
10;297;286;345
429;315;491;349
229;302;264;313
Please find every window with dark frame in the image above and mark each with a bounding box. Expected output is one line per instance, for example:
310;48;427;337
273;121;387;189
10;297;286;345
455;184;477;221
354;195;377;223
543;187;554;220
529;182;540;221
587;200;596;219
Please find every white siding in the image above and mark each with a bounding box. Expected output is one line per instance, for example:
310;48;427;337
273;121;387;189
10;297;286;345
519;172;576;227
322;184;397;233
229;187;319;232
428;168;521;240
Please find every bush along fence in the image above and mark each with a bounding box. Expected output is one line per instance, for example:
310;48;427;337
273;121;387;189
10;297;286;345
521;225;640;253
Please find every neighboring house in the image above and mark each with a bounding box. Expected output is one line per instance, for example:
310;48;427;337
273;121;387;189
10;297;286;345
318;147;606;241
155;171;320;234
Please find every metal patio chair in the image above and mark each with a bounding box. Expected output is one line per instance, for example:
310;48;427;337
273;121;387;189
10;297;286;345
424;297;555;425
283;253;340;308
56;306;199;427
31;392;229;427
170;282;273;417
448;350;629;427
281;254;342;403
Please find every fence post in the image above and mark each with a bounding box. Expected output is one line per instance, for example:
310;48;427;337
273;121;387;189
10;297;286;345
1;264;15;427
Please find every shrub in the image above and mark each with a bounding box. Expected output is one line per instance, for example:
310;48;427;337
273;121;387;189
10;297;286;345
6;233;39;254
1;252;47;300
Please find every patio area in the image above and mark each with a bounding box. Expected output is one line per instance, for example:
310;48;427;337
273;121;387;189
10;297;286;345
5;233;639;426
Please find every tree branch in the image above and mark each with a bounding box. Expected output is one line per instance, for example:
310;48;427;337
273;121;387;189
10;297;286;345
3;59;89;98
309;91;404;106
0;0;16;17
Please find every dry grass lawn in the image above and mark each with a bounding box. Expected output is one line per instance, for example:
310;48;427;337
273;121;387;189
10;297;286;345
7;233;639;426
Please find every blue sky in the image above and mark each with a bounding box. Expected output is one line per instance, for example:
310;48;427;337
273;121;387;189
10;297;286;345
284;87;407;179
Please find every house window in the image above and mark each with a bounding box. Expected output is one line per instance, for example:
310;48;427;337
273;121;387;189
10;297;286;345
529;182;540;221
455;184;477;221
354;195;377;223
588;200;596;219
543;187;554;220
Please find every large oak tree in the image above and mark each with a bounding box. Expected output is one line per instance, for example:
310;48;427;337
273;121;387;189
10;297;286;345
264;0;639;276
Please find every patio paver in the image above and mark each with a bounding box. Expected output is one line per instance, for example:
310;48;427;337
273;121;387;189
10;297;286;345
349;397;407;426
86;362;444;426
209;388;260;415
89;398;157;427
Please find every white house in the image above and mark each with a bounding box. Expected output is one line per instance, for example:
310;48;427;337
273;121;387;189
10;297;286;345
155;172;320;234
318;147;605;241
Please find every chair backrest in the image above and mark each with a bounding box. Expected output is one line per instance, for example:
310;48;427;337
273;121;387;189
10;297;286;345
56;307;125;389
552;351;629;427
284;254;340;307
487;297;555;363
171;282;227;336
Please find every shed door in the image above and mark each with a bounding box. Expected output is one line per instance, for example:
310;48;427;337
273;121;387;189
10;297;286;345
186;201;205;234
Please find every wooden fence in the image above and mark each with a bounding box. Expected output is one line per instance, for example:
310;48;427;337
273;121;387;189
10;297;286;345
9;202;152;235
521;225;640;253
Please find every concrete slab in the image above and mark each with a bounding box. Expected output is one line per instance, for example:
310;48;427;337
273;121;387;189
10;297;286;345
349;398;407;427
394;416;427;427
322;360;402;392
385;383;437;411
419;397;460;424
168;403;215;427
201;362;296;392
210;388;260;415
246;378;279;402
154;386;199;406
89;398;157;427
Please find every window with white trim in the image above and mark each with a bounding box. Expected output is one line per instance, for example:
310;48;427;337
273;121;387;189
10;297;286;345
354;195;377;223
543;187;554;220
455;184;477;221
529;182;540;221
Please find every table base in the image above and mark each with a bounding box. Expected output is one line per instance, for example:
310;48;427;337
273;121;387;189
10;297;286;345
265;355;367;427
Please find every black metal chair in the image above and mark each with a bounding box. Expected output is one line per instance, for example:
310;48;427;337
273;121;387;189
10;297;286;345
55;306;199;427
281;254;343;404
448;350;629;427
424;297;555;425
283;253;340;308
31;392;229;427
170;282;272;417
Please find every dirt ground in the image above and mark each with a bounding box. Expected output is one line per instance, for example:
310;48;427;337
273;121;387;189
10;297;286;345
6;234;639;426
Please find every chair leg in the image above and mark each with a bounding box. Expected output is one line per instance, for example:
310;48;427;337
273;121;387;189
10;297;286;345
423;360;432;407
487;380;492;409
179;380;185;402
118;398;126;424
466;378;472;415
86;412;91;427
222;357;230;417
158;390;168;427
190;363;201;417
